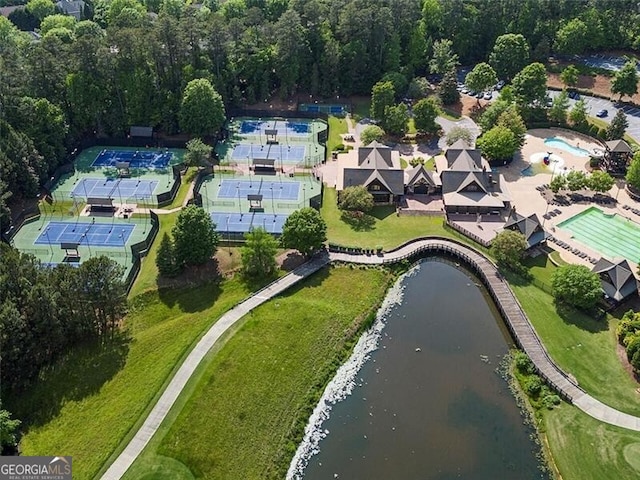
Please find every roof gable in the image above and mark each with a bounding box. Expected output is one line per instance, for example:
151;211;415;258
405;165;438;187
358;142;394;169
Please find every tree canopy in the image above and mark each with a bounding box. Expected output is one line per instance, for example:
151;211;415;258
611;60;639;101
370;81;395;122
511;62;548;107
360;125;385;146
489;33;529;80
626;152;640;192
280;207;326;257
179;79;225;136
464;62;497;99
412;97;440;134
491;230;528;272
172;205;219;267
339;185;374;213
184;138;213;168
559;64;579;89
606;109;629;141
241;227;279;279
551;264;602;310
476;126;519;162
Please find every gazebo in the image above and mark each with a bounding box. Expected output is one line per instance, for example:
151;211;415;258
602;139;633;176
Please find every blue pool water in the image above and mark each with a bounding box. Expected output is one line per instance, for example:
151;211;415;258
543;137;590;157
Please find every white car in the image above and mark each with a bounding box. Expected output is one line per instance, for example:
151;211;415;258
483;91;493;100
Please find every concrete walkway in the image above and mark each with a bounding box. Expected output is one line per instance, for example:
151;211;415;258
100;254;330;480
102;239;640;480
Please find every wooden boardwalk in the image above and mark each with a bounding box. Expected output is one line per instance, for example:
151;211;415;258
102;237;640;480
330;237;640;432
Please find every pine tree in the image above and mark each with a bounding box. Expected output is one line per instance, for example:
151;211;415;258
156;233;181;277
606;109;629;140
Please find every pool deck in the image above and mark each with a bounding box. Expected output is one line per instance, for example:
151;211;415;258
496;128;640;271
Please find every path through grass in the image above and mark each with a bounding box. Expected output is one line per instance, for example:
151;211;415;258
16;278;254;480
509;278;640;416
123;267;391;480
543;404;640;479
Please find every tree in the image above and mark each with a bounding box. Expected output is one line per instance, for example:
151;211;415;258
172;205;219;266
489;33;529;80
491;230;528;271
438;67;460;105
179;78;225;136
406;77;430;100
39;13;76;34
550;174;567;193
26;0;55;21
413;97;440;134
184;138;213;168
339;186;374;212
627;152;640;191
429;39;458;75
476;126;519;162
464;63;497;102
383;103;409;136
496;105;526;146
560;64;579;90
280;207;327;257
370;81;395;122
381;71;408;99
569;100;588;128
511;63;548;107
360;125;385;146
606;109;629;140
156;233;180;277
548;90;570;124
445;126;473;146
555;19;589;55
479;100;510;132
565;170;587;191
611;60;639;101
0;402;20;452
551;264;602;310
241;227;279;279
587;170;614;193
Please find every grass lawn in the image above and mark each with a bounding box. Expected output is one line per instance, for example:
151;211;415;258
542;403;640;479
327;115;348;160
165;168;197;209
322;187;472;249
129;211;179;298
123;266;391;480
15;278;255;480
508;277;640;416
407;117;417;134
400;157;408;169
352;97;371;121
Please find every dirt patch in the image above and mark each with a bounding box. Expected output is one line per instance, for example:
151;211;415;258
277;250;306;271
156;258;223;289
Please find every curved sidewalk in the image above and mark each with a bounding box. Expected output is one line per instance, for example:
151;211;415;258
102;239;640;480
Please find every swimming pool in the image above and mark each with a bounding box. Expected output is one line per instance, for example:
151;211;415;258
544;137;591;157
558;207;640;263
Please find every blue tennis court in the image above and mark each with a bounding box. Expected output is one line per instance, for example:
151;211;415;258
71;178;158;199
299;103;347;114
230;144;306;163
35;222;135;246
238;119;311;137
217;179;300;200
210;212;288;234
92;149;172;169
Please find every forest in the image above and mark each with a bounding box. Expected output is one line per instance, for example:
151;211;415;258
2;0;640;229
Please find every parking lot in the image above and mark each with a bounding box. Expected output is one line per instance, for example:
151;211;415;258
547;90;640;141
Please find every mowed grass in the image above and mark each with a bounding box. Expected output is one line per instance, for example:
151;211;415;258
322;187;467;249
542;403;640;479
509;278;640;416
129;211;179;297
327;115;348;159
124;267;390;480
17;278;253;480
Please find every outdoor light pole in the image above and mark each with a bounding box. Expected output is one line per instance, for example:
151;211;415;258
226;217;231;255
45;228;53;257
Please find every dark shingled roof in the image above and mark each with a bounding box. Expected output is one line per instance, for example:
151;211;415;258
504;212;547;248
605;139;632;153
358;141;394;169
445;145;483;171
592;258;638;302
342;168;404;195
405;165;441;187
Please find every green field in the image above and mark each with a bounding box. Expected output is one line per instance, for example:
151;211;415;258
16;279;254;480
322;187;463;249
543;404;640;479
327;115;348;159
509;278;640;416
123;267;390;480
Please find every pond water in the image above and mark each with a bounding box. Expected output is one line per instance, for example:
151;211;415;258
297;260;547;480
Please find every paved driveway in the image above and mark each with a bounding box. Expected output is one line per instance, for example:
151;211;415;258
547;90;640;141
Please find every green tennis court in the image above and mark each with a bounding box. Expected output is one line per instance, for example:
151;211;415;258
558;207;640;263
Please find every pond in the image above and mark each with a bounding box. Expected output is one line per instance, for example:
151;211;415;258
291;259;548;480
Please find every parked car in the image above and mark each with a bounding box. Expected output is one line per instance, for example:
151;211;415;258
475;91;484;99
483;91;493;100
546;97;553;107
460;86;469;94
467;90;476;96
495;80;505;90
568;90;580;100
596;109;608;117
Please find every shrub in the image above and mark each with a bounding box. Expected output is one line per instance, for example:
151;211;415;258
541;394;561;409
524;375;543;396
334;143;345;151
513;350;535;374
